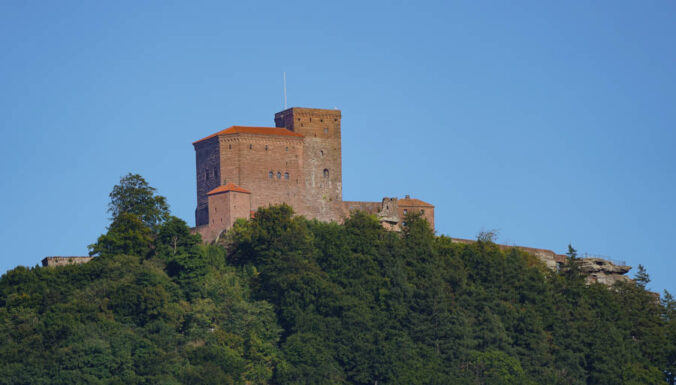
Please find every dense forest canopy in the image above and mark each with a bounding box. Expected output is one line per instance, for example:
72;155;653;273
1;174;674;384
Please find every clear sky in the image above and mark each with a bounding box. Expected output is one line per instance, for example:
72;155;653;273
1;1;674;294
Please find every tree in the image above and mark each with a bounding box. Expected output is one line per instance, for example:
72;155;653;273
477;229;499;243
156;216;201;257
634;264;650;289
88;213;154;257
108;173;170;229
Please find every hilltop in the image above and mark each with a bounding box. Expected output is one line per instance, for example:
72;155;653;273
0;175;674;384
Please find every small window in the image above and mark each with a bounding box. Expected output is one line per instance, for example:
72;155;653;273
320;119;323;123
420;209;425;214
223;179;227;185
277;172;281;179
284;172;289;180
320;150;324;157
324;127;328;134
403;209;407;215
269;171;273;179
265;145;268;151
285;146;288;151
249;144;253;150
323;168;329;178
229;144;232;149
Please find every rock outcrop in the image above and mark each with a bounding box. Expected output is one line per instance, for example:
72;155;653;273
578;258;632;285
450;238;633;286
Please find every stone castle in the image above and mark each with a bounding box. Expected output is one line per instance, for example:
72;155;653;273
193;107;434;242
41;106;632;285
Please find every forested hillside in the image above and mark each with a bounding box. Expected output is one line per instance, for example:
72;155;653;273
1;174;674;384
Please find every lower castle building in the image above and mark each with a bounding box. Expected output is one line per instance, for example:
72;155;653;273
193;107;434;241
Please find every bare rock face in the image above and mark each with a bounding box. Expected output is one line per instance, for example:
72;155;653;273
578;258;632;285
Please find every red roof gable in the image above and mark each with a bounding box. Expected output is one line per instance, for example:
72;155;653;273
398;198;434;208
193;126;304;144
207;183;251;195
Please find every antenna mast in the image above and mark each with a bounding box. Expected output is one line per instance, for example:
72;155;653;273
283;72;287;109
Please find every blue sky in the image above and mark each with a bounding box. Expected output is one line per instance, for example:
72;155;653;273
1;1;674;294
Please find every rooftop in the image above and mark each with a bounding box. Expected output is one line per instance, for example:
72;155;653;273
207;183;251;195
193;126;304;144
398;197;434;208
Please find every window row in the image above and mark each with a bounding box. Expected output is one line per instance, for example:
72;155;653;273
268;171;290;180
227;143;291;152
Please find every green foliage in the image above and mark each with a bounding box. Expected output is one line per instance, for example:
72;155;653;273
108;173;170;228
88;212;154;257
2;200;675;384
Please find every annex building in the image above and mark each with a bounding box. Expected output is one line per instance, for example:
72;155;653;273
193;107;434;241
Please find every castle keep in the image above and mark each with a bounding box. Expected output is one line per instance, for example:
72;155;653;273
193;107;434;241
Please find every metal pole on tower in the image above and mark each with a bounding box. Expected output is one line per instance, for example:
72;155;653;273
283;72;287;109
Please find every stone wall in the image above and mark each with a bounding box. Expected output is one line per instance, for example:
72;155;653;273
275;108;343;222
42;256;93;267
194;137;221;226
218;134;305;212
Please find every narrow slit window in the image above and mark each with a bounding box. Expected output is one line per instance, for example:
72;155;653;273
323;168;329;178
250;144;253;150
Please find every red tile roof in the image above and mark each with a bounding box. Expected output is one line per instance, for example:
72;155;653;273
398;198;434;208
207;183;251;195
193;126;304;144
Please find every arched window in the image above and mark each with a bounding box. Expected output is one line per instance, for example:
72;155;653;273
265;145;268;151
249;144;253;150
268;171;273;179
277;172;282;179
420;209;425;214
284;172;289;180
323;169;329;178
320;150;324;157
403;209;408;215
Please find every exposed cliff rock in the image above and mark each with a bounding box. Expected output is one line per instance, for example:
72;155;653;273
450;238;633;286
578;258;632;285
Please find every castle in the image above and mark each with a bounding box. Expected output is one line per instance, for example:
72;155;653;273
40;106;633;285
193;107;434;242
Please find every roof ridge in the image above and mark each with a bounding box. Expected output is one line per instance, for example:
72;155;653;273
207;182;251;195
193;125;303;144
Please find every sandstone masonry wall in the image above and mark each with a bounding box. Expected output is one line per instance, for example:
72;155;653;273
218;134;305;212
275;108;343;222
194;137;221;226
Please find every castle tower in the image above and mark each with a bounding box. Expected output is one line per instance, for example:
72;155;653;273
199;183;251;241
275;107;343;221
